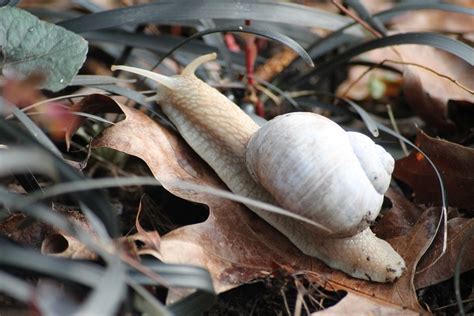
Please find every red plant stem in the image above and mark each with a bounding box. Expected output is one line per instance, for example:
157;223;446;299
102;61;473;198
255;100;264;117
245;36;257;86
244;20;264;116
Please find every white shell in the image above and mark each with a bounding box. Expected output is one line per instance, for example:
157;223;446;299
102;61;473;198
245;112;393;237
346;132;394;194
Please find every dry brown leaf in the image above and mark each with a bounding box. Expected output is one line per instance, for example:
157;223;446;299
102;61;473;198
315;208;439;313
71;94;437;312
373;188;423;240
390;9;474;34
399;45;474;130
336;65;402;101
312;292;418;315
40;204;98;260
0;204;98;260
0;213;48;247
65;94;123;150
126;200;163;260
385;7;474;129
341;44;474;130
338;26;474;130
394;131;474;208
415;218;474;289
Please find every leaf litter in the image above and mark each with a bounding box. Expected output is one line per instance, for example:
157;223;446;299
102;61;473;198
65;94;467;313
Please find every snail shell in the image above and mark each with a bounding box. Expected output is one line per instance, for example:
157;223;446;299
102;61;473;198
246;112;394;237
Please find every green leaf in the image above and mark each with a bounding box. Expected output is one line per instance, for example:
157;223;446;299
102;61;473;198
0;7;88;92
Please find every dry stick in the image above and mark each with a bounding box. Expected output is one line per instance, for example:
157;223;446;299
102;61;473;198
281;288;292;316
254;83;281;106
5;93;91;120
383;59;473;94
331;0;383;38
386;104;409;156
332;0;402;60
332;0;403;97
340;59;473;99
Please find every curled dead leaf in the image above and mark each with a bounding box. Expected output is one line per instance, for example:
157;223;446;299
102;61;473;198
394;131;474;208
313;292;418;316
415;218;474;289
40;203;97;260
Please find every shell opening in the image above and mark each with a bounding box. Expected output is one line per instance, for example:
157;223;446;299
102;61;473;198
181;52;217;76
111;65;177;90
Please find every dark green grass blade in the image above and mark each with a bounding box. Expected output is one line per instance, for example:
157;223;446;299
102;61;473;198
345;0;387;35
5;100;62;157
57;1;350;33
0;117;119;237
81;30;215;56
274;2;474;84
290;32;474;88
129;259;215;315
152;24;314;72
311;2;474;60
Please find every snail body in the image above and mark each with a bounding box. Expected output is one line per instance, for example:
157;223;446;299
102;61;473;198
112;53;406;282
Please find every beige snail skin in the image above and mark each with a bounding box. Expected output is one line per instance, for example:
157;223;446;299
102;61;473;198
111;53;406;282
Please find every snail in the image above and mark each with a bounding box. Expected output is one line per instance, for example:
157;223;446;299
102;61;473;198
111;53;406;282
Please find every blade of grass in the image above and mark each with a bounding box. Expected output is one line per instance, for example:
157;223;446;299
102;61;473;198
20;176;332;234
2;98;62;157
81;30;215;56
0;119;119;236
70;75;136;86
344;0;386;35
274;2;474;83
58;1;352;33
154;24;313;69
342;98;379;137
290;32;474;88
129;260;215;315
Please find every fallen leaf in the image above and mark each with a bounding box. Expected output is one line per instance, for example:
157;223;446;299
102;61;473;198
387;8;474;131
316;207;439;313
338;41;474;130
41;203;97;260
373;188;423;240
312;292;417;316
415;218;474;289
336;66;402;101
71;94;434;312
65;94;123;150
399;45;474;131
125;200;163;260
390;9;474;35
0;203;98;260
394;131;474;208
0;213;49;247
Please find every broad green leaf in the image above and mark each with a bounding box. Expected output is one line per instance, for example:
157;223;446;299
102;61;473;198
0;7;88;92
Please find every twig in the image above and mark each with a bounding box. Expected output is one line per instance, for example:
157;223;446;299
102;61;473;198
386;104;409;156
340;59;473;99
331;0;382;38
